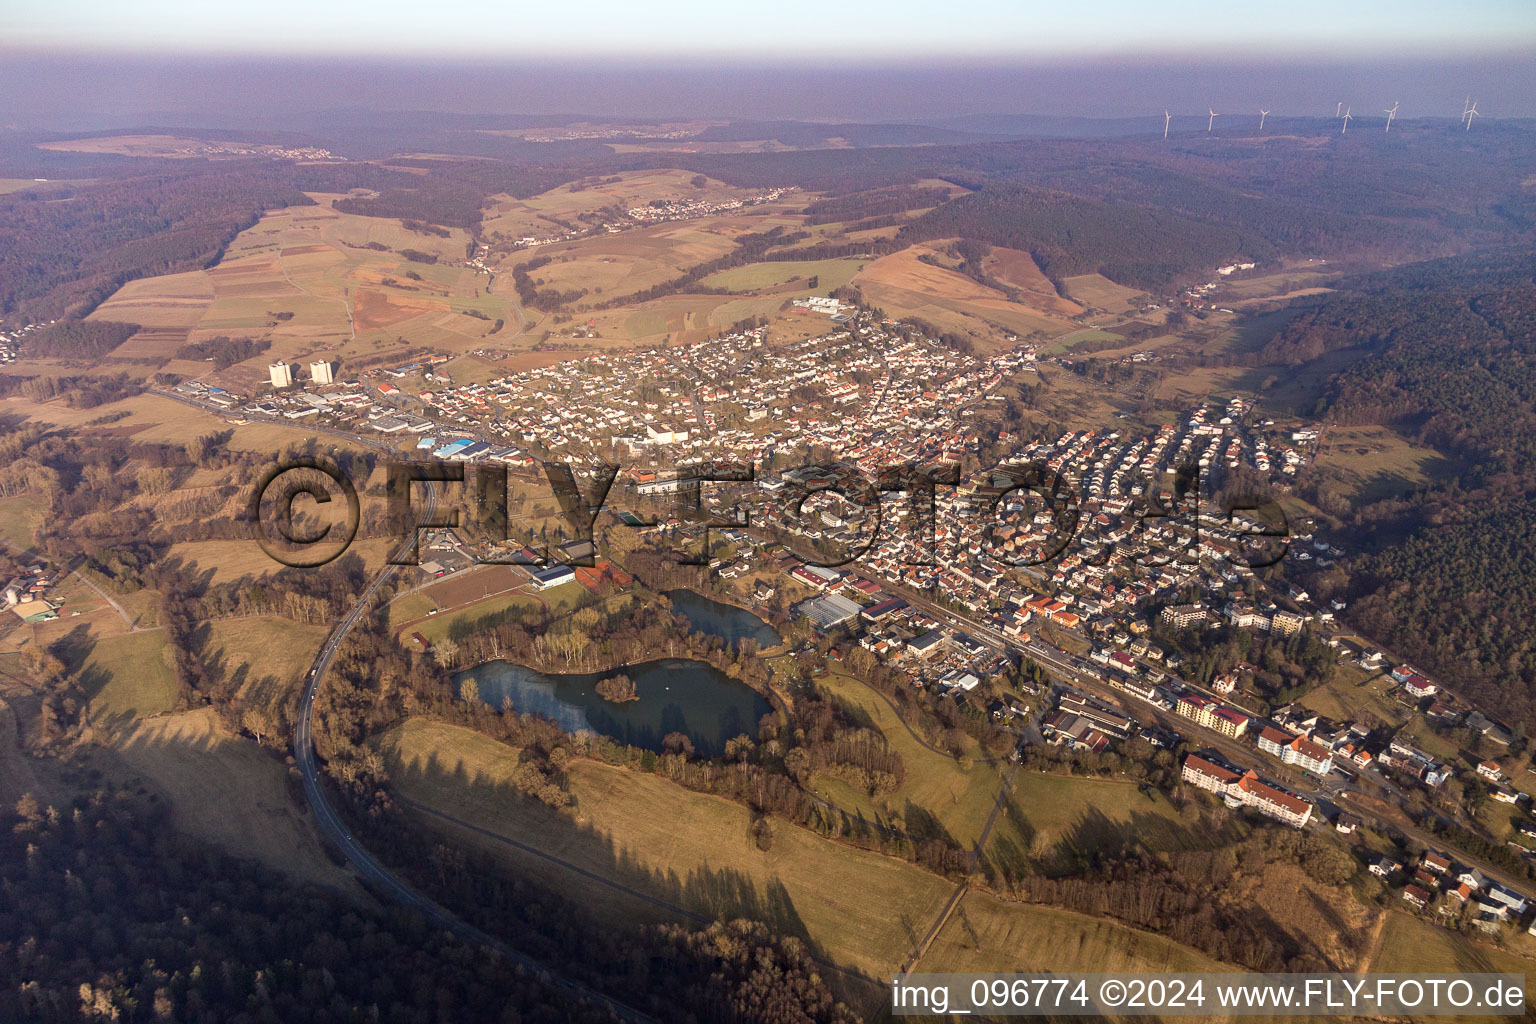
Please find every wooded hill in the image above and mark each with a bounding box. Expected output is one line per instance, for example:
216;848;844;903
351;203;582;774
1271;250;1536;727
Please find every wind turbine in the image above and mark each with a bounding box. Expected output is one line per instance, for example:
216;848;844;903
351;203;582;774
1465;100;1479;130
1341;107;1352;134
1384;101;1399;132
1259;108;1270;131
1208;108;1217;132
1461;96;1472;125
1336;101;1343;118
1163;109;1171;139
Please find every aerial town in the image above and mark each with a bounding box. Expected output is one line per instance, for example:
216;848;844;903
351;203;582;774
146;292;1536;937
7;23;1536;1014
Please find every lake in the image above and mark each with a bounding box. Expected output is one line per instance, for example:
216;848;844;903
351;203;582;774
664;589;780;649
455;657;772;758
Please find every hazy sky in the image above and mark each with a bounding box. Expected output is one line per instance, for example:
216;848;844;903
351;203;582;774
9;0;1536;57
3;54;1532;128
3;2;1533;127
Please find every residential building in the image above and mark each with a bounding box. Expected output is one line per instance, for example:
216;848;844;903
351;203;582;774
1160;603;1206;629
1257;726;1335;775
1180;754;1312;828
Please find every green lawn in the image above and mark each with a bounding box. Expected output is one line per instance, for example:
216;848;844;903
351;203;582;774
1003;770;1204;875
0;493;46;551
379;718;955;980
809;671;1009;849
388;591;439;628
1373;911;1536;1021
81;630;178;722
410;587;587;644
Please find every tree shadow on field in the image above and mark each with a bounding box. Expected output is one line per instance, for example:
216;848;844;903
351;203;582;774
979;788;1036;886
1044;806;1209;877
383;744;894;1006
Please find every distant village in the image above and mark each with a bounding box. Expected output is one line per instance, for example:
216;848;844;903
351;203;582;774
507;185;796;248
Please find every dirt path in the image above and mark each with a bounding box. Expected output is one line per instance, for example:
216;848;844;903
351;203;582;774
71;570;139;631
1355;909;1390;972
277;246;355;340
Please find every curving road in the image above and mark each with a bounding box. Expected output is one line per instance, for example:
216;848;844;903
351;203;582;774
293;481;656;1024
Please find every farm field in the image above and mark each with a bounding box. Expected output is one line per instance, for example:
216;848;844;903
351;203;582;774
0;697;49;807
1153;364;1254;404
166;537;399;585
99;707;356;890
0;178;84;194
1313;425;1453;503
851;246;1080;346
0;493;47;552
979;246;1084;316
1217;268;1337;305
35;134;258;158
379;718;956;979
550;292;802;348
510;219;748;301
1042;327;1125;354
1001;771;1203;875
82;197;523;392
480;169;754;242
1060;273;1145;315
0;391;225;437
700;257;867;294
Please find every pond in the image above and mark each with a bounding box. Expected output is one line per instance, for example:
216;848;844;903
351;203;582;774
455;657;772;758
663;589;780;650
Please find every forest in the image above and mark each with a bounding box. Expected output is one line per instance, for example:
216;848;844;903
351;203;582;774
897;183;1259;289
0;791;855;1024
1268;250;1536;727
5;120;1535;340
0;791;622;1024
174;335;272;370
0;167;315;321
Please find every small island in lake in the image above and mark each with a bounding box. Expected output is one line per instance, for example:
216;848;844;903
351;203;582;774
594;673;638;703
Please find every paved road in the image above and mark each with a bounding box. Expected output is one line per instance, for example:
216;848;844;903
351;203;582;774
292;481;656;1024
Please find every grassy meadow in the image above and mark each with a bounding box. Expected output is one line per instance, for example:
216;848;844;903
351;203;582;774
379;718;956;979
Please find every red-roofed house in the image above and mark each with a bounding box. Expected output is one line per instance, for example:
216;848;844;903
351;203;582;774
1258;728;1335;775
1210;706;1250;739
1181;754;1312;827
